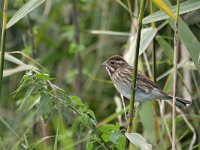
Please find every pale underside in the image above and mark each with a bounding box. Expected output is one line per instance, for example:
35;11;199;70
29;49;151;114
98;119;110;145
113;82;165;102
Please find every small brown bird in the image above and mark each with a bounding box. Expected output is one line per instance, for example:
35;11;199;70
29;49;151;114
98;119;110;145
102;55;191;107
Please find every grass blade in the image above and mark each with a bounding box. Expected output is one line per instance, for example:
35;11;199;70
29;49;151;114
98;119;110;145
143;0;200;24
6;0;45;29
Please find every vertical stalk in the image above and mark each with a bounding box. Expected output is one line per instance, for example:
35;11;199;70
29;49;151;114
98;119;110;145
125;0;146;148
0;0;8;100
172;0;180;150
150;1;156;81
150;1;160;146
71;0;83;97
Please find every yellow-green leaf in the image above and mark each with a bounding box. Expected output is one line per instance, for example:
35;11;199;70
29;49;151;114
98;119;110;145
151;0;176;20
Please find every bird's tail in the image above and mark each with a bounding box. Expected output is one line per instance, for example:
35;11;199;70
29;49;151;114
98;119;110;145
167;95;191;107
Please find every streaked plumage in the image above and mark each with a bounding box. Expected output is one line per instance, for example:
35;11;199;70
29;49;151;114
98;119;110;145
102;55;191;107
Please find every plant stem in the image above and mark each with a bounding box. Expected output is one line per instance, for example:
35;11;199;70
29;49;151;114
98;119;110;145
71;0;83;98
0;0;8;101
125;0;146;149
172;0;180;150
150;1;160;146
150;1;156;81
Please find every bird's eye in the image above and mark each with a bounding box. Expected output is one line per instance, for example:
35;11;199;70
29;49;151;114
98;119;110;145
110;61;115;64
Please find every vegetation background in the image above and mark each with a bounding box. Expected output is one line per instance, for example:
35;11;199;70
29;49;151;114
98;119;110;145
0;0;200;149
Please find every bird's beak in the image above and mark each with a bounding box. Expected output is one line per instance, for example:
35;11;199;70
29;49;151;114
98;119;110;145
102;61;107;66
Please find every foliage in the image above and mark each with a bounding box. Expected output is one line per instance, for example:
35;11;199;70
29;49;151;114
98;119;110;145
0;0;200;149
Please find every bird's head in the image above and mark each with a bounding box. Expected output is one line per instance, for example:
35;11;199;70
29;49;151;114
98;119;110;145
102;55;129;75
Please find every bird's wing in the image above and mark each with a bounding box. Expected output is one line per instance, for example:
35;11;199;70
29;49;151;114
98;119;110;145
136;71;162;94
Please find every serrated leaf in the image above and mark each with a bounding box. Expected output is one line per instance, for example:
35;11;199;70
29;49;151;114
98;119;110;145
98;124;120;133
6;0;45;29
40;93;52;122
35;73;52;80
143;0;200;24
71;96;84;106
125;132;152;150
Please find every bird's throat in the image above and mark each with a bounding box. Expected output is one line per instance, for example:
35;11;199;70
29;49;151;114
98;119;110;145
106;66;115;76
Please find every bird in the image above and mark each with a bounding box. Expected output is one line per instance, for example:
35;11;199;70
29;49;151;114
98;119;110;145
102;55;191;107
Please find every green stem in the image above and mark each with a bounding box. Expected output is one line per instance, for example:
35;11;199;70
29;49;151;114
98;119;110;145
125;0;146;149
150;1;160;146
150;1;156;81
0;0;8;101
172;0;180;150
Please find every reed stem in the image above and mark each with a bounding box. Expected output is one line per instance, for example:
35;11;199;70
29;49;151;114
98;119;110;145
125;0;146;149
172;0;180;149
0;0;8;100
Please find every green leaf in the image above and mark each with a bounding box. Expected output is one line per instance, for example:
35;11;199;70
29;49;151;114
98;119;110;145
71;96;84;106
163;73;173;92
6;0;45;29
35;73;52;80
109;132;122;144
98;124;120;133
143;0;200;24
86;141;94;150
126;27;157;65
151;0;200;74
156;36;173;61
139;102;157;146
125;132;152;150
40;93;52;122
168;17;200;74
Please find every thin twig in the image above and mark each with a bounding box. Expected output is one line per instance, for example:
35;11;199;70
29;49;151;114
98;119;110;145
125;0;146;149
172;0;180;149
0;0;8;100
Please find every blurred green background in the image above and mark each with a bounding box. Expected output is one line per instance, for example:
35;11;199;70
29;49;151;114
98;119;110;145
0;0;200;149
